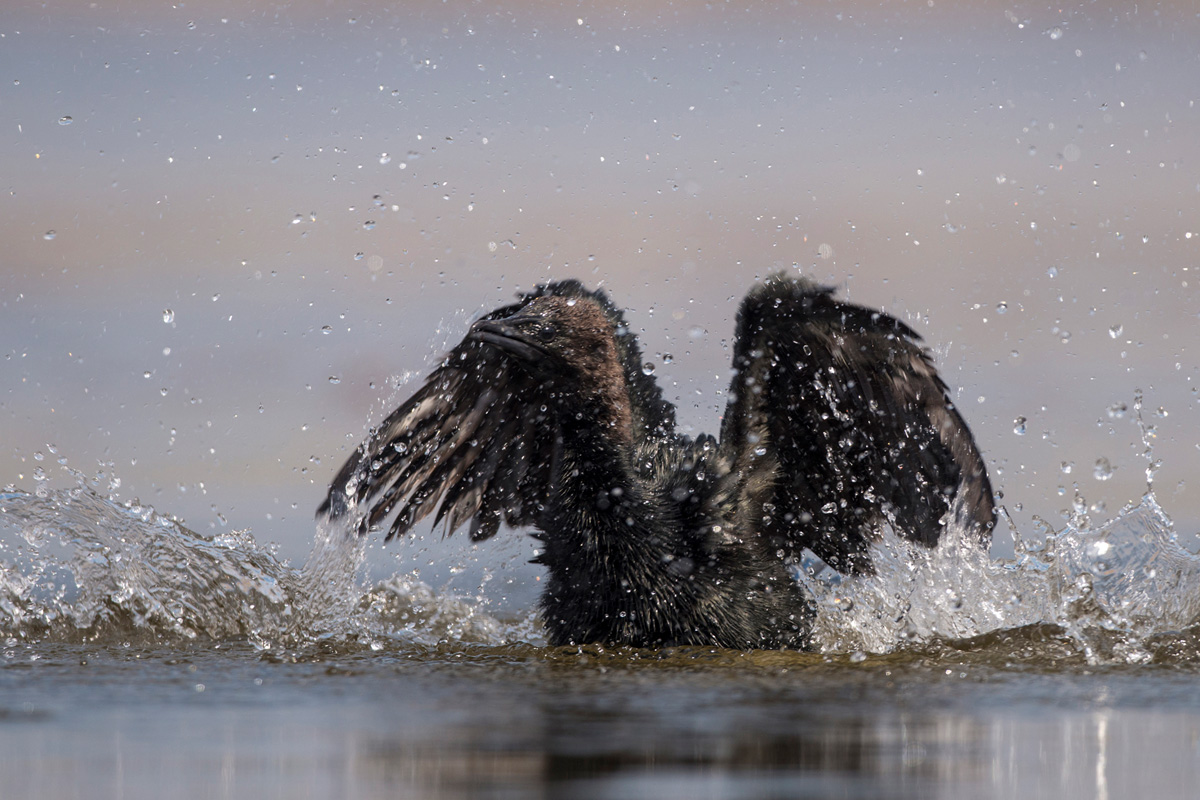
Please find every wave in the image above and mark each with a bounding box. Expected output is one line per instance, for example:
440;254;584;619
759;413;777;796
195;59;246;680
0;479;518;652
2;469;1198;665
799;492;1200;662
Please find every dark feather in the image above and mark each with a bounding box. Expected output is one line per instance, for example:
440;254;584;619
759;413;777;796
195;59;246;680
717;275;994;573
318;273;995;649
318;280;671;541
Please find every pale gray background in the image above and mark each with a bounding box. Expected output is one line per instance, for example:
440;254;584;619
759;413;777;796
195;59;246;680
3;1;1197;593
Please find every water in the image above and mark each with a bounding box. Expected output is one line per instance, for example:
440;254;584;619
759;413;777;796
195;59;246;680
4;461;1200;798
0;480;509;652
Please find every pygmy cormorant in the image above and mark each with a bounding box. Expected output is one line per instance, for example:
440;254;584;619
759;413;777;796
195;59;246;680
319;275;994;649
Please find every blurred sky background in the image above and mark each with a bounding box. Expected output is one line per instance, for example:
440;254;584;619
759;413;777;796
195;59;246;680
3;0;1198;596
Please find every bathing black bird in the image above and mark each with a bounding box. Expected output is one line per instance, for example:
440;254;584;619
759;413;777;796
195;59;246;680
318;275;994;649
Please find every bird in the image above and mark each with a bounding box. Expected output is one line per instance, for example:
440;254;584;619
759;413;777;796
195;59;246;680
318;274;994;650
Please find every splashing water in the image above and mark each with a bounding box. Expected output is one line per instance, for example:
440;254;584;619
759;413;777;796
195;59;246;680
0;483;295;644
799;492;1200;662
1;463;1197;663
0;474;515;653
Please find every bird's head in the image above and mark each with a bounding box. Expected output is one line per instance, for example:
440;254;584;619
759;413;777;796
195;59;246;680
469;294;633;440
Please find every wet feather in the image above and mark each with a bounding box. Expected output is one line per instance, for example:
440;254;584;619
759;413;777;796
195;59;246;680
320;275;995;649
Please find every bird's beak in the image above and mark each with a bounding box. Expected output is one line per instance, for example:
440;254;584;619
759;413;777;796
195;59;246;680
469;317;547;363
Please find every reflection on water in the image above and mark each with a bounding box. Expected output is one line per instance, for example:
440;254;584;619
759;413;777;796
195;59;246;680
4;641;1200;800
358;705;1197;800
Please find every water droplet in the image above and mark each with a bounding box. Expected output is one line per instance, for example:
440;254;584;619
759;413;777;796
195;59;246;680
946;589;963;610
42;230;56;240
1047;26;1063;40
661;353;674;364
996;301;1008;314
1013;416;1027;435
1072;494;1088;516
162;309;175;324
379;153;391;165
363;220;377;230
1109;324;1123;338
1093;457;1114;481
328;376;341;384
820;502;837;514
1060;461;1073;475
321;325;332;335
641;362;655;376
58;116;73;126
1107;402;1127;419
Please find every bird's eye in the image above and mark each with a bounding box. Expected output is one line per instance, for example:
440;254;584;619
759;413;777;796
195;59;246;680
536;324;557;343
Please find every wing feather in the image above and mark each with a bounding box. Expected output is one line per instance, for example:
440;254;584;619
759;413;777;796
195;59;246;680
318;280;673;542
718;275;994;573
317;335;552;539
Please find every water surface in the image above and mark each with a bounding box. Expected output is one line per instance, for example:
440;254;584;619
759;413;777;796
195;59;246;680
6;638;1200;800
4;468;1200;798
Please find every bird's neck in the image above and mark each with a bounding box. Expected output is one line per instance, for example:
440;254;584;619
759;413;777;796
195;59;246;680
546;421;645;544
533;426;682;643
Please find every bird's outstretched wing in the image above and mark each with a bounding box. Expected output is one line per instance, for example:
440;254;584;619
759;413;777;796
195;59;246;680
317;280;674;541
717;275;994;573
